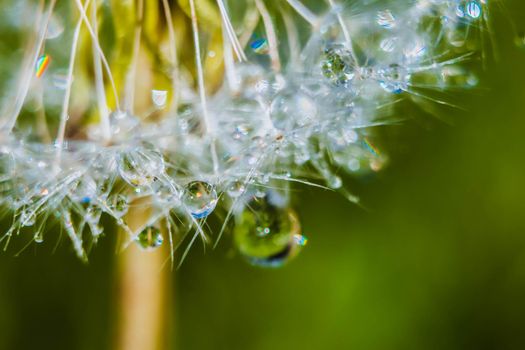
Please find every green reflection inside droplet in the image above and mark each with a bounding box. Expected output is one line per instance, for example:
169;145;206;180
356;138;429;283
234;195;305;268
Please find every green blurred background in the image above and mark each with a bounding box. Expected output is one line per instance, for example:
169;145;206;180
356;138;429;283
1;1;525;349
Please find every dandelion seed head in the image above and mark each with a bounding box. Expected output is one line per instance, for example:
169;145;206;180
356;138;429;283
0;0;492;265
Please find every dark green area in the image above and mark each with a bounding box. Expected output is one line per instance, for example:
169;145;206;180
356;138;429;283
1;1;525;349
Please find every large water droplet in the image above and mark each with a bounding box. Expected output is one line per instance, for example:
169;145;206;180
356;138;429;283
135;226;164;250
182;181;218;219
234;195;306;268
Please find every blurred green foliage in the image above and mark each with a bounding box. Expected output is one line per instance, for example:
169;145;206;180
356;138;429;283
1;1;525;349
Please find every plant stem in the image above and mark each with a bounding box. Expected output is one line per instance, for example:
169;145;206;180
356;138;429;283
115;201;171;350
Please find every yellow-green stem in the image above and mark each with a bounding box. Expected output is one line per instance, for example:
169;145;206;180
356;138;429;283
115;202;171;350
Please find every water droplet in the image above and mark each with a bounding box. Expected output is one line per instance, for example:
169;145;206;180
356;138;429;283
182;181;218;219
227;181;246;198
447;27;467;47
118;146;165;187
46;15;64;39
86;206;102;226
34;231;44;243
294;146;310;165
112;194;129;217
51;70;71;90
403;39;426;59
270;91;317;131
232;63;282;101
234;195;305;268
0;149;16;201
92;111;140;141
231;124;251;140
71;177;97;205
440;65;475;88
20;210;36;227
376;10;396;29
152;180;179;205
515;32;525;49
151;90;168;109
321;44;355;86
135;226;164;250
0;149;14;172
348;158;361;172
378;64;409;94
457;1;482;20
327;175;343;189
327;127;359;151
380;37;397;52
250;38;269;54
252;187;266;198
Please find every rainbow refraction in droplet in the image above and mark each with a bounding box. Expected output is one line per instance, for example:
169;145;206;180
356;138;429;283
293;233;308;247
363;138;380;156
35;55;50;78
250;38;269;54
